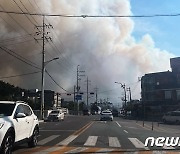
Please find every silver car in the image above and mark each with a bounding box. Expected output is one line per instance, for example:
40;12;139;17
100;110;113;121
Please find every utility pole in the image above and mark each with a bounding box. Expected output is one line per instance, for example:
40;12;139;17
94;86;98;103
76;65;85;115
74;85;76;112
85;76;91;107
127;87;132;102
35;15;53;119
115;82;127;107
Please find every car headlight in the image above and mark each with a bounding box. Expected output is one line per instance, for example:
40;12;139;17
0;122;5;129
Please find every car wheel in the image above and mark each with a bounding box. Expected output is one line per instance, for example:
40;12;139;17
1;132;14;154
28;128;38;148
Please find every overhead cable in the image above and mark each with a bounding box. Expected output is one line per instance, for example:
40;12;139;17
0;10;180;18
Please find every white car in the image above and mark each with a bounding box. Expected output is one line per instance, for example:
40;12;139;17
162;111;180;124
0;101;39;154
46;110;64;121
100;110;113;121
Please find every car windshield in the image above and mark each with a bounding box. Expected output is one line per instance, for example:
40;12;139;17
0;104;15;117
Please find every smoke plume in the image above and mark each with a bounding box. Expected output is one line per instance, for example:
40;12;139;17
0;0;175;105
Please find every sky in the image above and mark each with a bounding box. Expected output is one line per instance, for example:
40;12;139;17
0;0;179;107
131;0;180;56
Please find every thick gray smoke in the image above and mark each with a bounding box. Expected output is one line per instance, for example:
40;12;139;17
0;0;175;105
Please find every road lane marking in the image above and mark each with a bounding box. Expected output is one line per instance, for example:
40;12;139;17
73;121;93;135
116;121;121;127
56;121;93;146
84;136;98;146
109;137;121;148
128;138;149;150
64;147;88;153
126;126;138;129
123;130;128;133
56;135;78;146
38;135;60;145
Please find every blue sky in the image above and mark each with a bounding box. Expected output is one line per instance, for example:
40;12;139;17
130;0;180;56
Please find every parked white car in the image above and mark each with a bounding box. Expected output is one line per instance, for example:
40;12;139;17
162;111;180;124
0;101;39;154
100;110;113;121
46;110;64;121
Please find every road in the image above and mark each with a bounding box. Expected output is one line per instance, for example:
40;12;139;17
13;115;180;153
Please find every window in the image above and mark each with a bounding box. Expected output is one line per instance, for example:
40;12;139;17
15;104;25;114
0;104;15;117
165;91;172;99
23;105;32;116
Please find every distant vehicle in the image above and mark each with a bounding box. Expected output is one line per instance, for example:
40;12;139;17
162;111;180;124
83;109;90;116
100;110;113;121
0;101;39;154
46;110;64;121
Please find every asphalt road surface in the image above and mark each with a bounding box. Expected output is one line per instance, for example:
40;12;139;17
13;115;180;154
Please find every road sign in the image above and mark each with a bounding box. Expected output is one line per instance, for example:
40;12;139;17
76;94;82;100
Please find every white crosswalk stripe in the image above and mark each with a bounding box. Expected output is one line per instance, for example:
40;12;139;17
84;136;98;146
57;135;78;146
128;138;149;150
38;135;60;145
109;137;121;148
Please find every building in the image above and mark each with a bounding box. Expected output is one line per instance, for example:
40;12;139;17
141;57;180;117
25;90;61;110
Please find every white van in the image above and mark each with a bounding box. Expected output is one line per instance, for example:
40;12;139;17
162;111;180;124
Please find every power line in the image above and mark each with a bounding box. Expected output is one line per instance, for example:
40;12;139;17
0;10;180;18
12;0;36;26
0;34;33;43
18;0;39;25
0;46;40;70
0;39;34;46
45;70;68;92
0;71;40;79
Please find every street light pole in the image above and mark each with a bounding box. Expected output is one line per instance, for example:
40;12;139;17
41;56;59;120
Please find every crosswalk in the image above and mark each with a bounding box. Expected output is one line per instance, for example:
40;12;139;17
13;135;180;154
35;135;180;151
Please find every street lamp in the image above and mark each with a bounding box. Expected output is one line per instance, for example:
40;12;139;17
45;57;59;66
41;57;59;120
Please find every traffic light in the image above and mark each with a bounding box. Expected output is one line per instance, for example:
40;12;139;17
90;92;94;95
67;93;71;96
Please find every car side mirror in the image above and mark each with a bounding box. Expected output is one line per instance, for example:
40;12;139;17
15;113;26;118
